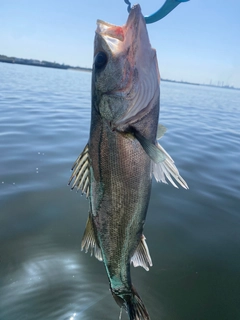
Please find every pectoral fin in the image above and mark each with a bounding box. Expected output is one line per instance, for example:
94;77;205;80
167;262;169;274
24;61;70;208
81;216;103;262
131;235;152;271
157;123;167;139
68;144;90;198
132;126;188;189
132;128;166;163
152;142;189;189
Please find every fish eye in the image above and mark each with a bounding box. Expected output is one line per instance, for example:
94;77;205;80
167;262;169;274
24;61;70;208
94;51;108;69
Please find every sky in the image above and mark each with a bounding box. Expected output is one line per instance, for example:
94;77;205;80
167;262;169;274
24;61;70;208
1;0;240;87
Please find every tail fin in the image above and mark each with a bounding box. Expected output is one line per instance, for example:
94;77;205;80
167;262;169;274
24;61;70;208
111;286;150;320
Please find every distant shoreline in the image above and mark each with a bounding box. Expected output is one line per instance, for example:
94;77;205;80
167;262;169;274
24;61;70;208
0;55;92;73
0;55;239;91
0;59;92;72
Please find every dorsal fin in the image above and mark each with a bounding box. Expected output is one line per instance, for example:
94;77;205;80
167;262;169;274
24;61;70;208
68;144;90;198
81;216;103;262
131;235;152;271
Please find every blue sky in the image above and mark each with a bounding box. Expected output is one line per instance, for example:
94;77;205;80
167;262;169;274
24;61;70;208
1;0;240;87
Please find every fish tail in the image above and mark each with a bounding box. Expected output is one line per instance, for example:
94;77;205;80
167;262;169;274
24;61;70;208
111;285;150;320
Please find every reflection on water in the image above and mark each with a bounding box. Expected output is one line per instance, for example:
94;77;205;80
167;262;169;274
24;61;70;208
1;248;109;320
0;63;240;319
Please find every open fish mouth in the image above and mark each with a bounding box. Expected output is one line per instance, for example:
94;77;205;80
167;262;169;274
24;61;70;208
96;5;144;53
96;4;142;39
96;20;125;42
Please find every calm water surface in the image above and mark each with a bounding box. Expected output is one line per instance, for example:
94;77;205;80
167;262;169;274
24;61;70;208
0;63;240;320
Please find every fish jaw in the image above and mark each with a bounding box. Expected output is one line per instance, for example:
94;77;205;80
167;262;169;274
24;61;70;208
92;4;160;127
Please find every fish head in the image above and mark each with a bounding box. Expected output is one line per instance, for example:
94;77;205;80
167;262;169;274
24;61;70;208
92;4;160;126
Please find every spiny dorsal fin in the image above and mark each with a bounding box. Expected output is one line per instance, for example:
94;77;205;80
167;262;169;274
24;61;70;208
81;216;103;262
152;142;189;189
68;143;90;198
131;235;152;271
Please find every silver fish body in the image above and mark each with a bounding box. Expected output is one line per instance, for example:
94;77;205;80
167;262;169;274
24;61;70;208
69;5;188;320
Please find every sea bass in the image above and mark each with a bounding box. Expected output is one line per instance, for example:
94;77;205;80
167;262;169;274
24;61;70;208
69;4;188;320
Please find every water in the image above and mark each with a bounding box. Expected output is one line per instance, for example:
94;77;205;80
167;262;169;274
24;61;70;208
0;62;240;320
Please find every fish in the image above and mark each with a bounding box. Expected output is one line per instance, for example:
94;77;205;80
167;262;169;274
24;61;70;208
68;4;188;320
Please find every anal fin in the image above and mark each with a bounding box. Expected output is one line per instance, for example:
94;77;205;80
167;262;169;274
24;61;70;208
81;216;103;262
131;235;152;271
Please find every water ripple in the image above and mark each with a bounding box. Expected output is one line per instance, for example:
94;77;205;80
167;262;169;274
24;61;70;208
1;63;240;320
